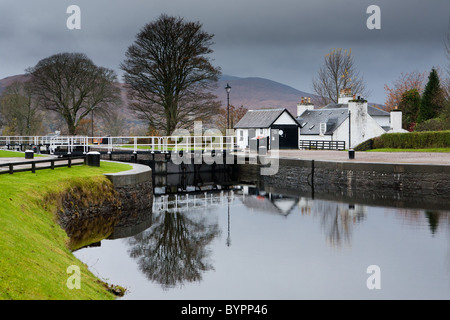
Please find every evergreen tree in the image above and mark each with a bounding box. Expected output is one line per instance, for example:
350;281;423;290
417;68;442;123
398;88;421;131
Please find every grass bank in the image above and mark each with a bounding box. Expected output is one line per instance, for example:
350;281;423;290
368;148;450;153
0;150;45;158
0;161;132;300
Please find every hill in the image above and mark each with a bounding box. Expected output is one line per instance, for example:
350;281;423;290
0;74;312;116
214;75;314;115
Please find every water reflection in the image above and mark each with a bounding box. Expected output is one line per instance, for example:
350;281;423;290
73;171;450;299
125;194;221;290
316;202;366;247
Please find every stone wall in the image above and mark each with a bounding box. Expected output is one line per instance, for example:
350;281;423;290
58;162;153;250
238;158;450;210
104;162;153;228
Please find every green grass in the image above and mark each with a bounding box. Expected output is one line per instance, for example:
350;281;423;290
0;150;45;158
0;161;132;300
368;148;450;153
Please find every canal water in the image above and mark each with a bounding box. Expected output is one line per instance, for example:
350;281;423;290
73;173;450;300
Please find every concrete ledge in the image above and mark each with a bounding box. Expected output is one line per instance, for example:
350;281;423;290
102;161;152;187
277;157;450;174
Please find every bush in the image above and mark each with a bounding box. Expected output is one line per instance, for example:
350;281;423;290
415;117;450;132
354;138;374;151
374;131;450;149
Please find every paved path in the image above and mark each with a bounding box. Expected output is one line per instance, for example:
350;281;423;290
274;150;450;165
0;155;54;164
2;150;450;167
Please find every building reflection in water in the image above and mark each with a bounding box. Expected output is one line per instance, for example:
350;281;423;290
106;172;450;291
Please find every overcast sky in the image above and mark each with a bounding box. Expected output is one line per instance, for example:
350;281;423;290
0;0;448;104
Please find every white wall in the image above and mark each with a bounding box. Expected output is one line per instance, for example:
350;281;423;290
348;101;386;148
297;104;314;117
333;120;350;148
372;115;390;128
274;111;297;125
390;111;403;132
236;129;248;149
235;128;271;149
298;102;389;150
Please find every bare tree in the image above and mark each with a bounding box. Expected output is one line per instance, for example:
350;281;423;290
383;70;427;111
100;110;127;136
121;14;221;136
26;52;121;135
0;81;43;135
312;48;369;105
215;104;248;134
444;21;450;100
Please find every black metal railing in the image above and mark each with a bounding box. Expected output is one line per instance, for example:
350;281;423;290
299;140;346;150
0;156;86;175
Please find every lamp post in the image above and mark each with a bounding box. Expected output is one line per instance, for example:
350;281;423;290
348;109;355;159
225;83;231;129
91;107;94;138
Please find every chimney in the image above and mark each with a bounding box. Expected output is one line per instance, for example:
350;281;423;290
348;98;368;148
297;96;314;117
390;109;402;132
338;88;353;104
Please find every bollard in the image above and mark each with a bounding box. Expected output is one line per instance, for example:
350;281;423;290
348;149;355;159
86;151;101;167
259;146;267;156
25;150;34;159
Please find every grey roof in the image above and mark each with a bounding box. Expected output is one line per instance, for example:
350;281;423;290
296;108;349;135
322;103;389;116
241;194;297;216
368;106;390;116
296;103;389;135
234;108;292;129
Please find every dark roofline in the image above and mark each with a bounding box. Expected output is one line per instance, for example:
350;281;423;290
270;108;299;128
234;108;299;129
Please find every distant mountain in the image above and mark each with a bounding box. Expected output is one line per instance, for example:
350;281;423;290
214;75;314;115
0;74;314;117
2;74;385;119
0;74;31;95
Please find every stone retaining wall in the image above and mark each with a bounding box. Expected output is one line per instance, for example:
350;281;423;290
58;162;153;250
238;158;450;210
103;162;153;228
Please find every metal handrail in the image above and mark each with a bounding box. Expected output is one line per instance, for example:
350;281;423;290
0;135;237;155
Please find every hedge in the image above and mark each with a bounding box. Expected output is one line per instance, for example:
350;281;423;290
355;131;450;150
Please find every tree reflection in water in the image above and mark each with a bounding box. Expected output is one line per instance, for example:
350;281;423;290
307;199;366;247
126;197;220;290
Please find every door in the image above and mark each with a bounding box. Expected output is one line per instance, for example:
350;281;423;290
271;125;299;149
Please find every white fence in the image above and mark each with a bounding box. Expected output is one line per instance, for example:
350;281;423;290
153;190;240;213
0;135;237;155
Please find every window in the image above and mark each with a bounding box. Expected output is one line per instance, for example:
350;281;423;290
319;123;326;136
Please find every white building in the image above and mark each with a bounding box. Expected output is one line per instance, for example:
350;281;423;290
296;89;407;149
234;108;299;150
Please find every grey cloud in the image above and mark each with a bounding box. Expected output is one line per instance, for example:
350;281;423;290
0;0;448;104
